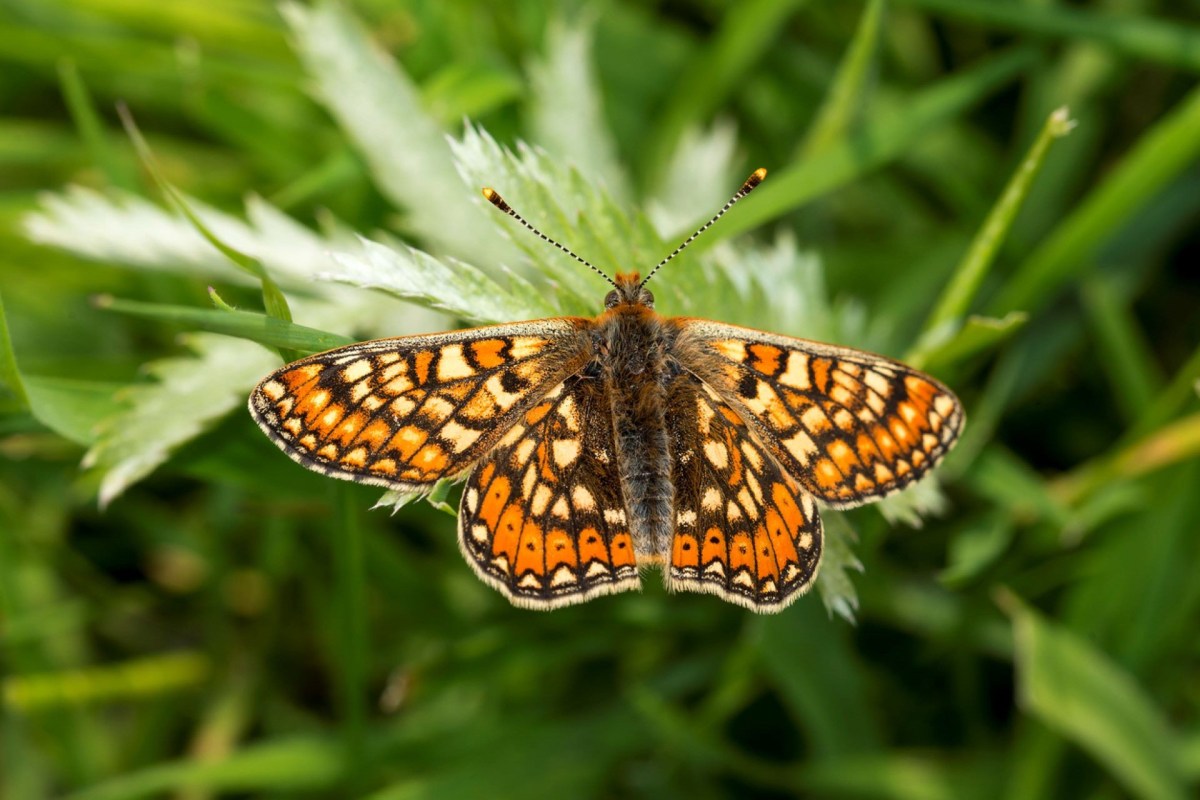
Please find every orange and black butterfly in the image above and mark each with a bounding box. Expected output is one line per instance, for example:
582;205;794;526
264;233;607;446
249;169;964;612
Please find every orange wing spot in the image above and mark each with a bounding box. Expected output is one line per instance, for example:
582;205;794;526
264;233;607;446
479;475;511;529
385;425;427;461
672;532;700;569
471;339;507;369
854;433;882;467
514;519;546;576
910;449;927;467
726;433;744;488
355;418;393;450
412;443;448;474
536;442;557;482
772;482;805;531
752;527;779;580
889;417;913;446
871;425;900;460
814;457;842;489
578;527;608;565
295;388;332;422
894;459;912;477
874;463;895;484
369;458;397;476
491;503;524;563
904;375;938;403
854;473;875;492
897;401;930;433
545;528;578;569
700;527;727;566
828;438;861;474
748;344;782;375
413;351;434;385
764;508;800;565
718;405;743;429
317;444;338;460
340;447;367;469
461;389;497;420
333;412;367;446
283;364;322;392
478;462;496;489
311;403;344;435
610;531;636;567
299;434;318;451
525;402;553;426
811;358;831;393
729;532;755;572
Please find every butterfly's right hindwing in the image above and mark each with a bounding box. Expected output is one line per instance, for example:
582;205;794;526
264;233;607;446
249;319;594;492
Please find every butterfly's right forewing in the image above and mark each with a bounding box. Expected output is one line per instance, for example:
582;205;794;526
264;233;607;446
249;319;594;492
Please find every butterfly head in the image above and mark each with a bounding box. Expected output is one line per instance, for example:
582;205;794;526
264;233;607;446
605;273;654;309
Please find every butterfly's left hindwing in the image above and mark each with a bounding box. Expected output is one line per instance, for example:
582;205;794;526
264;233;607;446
672;320;965;508
664;372;821;611
458;373;641;609
249;319;593;492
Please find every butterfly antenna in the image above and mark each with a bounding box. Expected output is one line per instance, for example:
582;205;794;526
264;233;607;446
639;167;767;289
482;188;618;289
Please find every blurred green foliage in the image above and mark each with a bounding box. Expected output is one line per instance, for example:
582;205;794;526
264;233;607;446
3;1;1200;798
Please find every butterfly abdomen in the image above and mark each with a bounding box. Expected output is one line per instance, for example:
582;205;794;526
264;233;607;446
598;308;674;561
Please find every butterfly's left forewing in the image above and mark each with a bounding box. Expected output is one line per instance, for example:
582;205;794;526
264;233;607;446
672;319;964;508
249;319;594;492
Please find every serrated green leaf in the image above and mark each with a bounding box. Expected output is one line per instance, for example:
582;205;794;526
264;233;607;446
282;0;518;267
815;512;863;623
529;18;629;201
323;238;557;324
82;334;278;507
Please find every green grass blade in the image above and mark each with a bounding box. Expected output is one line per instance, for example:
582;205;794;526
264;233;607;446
57;59;136;192
1080;278;1163;423
0;290;29;409
999;589;1188;800
1130;341;1200;441
991;84;1200;315
642;0;810;179
94;295;353;354
708;47;1036;246
895;0;1200;73
4;652;210;711
62;737;345;800
116;105;295;342
797;0;885;159
923;107;1075;334
909;312;1028;371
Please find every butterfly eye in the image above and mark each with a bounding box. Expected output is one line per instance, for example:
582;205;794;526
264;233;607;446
604;290;620;308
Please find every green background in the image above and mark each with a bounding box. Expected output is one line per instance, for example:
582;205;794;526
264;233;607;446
3;1;1200;798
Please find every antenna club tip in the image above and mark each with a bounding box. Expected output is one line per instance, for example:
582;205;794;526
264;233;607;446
481;187;510;211
740;168;767;195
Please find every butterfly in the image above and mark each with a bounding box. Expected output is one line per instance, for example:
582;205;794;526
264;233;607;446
249;169;964;612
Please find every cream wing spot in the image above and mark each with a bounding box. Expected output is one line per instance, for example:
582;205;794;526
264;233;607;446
341;359;372;383
779;352;811;389
703;440;729;469
436;345;474;381
572;485;596;511
553;439;581;468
